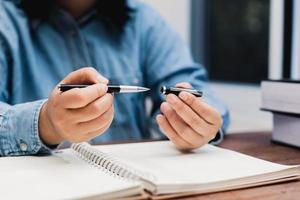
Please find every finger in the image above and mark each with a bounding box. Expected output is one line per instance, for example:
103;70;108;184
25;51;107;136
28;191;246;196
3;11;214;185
75;105;114;134
68;124;109;143
156;114;190;150
179;91;222;125
68;94;114;122
86;122;110;138
84;122;111;141
61;67;109;85
66;115;112;143
175;82;192;89
60;83;108;108
166;94;211;137
160;102;205;147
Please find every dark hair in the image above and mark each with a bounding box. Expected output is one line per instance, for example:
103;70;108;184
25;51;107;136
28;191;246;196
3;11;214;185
20;0;133;36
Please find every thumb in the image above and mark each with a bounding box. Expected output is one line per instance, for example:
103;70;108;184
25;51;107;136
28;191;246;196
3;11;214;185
61;67;109;85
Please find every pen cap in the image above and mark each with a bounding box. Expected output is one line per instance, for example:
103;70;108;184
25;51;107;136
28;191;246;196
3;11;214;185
160;86;203;97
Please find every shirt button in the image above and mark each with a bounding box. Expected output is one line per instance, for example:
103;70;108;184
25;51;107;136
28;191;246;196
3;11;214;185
20;143;28;152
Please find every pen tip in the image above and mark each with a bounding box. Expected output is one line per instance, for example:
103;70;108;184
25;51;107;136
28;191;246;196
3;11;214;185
139;87;150;92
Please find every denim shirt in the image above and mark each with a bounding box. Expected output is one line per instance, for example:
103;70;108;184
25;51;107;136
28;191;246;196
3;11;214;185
0;0;229;156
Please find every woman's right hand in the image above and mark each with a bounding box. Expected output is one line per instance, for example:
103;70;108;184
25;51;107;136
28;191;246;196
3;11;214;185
39;67;114;145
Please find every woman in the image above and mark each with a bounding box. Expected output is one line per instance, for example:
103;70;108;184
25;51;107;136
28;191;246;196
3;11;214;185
0;0;229;156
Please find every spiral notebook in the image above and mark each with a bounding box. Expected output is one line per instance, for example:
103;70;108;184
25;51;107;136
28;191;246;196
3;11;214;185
0;141;299;200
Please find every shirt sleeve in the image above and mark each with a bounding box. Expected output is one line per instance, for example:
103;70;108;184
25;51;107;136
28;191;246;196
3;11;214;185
0;37;52;156
138;5;230;141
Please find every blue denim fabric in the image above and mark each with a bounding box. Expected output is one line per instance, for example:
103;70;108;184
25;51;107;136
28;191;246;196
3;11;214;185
0;0;230;156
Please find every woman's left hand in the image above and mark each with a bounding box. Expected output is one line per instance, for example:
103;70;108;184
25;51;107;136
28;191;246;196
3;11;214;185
156;82;223;151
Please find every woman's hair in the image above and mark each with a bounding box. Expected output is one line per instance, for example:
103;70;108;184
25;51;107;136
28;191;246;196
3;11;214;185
20;0;133;37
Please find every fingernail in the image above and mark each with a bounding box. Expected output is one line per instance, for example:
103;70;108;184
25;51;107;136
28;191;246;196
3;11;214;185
97;75;109;84
167;94;177;104
156;114;163;123
161;102;171;113
98;83;108;92
179;92;188;101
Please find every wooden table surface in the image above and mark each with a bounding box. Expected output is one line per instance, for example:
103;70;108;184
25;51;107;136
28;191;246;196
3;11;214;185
181;132;300;200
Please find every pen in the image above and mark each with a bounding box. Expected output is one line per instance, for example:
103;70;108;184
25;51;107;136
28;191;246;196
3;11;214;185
58;84;150;93
160;86;203;97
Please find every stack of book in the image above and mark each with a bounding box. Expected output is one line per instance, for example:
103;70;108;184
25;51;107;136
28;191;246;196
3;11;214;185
261;80;300;148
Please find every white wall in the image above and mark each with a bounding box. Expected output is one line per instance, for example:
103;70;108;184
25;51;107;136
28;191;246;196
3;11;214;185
139;0;191;44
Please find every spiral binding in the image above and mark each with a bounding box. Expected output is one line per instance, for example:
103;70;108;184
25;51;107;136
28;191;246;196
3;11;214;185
71;142;155;182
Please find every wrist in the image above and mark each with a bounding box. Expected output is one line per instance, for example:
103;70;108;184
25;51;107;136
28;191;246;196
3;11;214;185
38;102;63;145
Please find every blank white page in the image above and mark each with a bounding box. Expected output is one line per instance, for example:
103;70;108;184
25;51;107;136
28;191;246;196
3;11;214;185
94;141;299;185
0;149;140;200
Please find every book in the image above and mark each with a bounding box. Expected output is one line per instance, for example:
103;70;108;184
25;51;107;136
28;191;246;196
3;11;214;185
261;80;300;114
261;80;300;147
0;141;299;199
273;113;300;148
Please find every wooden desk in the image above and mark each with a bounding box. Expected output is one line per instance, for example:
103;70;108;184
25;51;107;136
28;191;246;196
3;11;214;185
182;132;300;200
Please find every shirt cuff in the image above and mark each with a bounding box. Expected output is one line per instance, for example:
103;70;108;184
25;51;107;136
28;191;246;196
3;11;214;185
0;100;53;156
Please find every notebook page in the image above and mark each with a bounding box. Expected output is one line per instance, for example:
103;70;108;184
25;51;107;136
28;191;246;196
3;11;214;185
0;149;141;200
93;141;298;185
